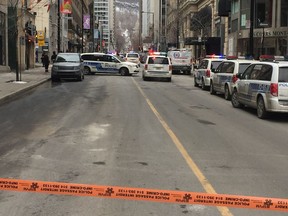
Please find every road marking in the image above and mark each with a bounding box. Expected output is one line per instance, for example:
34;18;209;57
132;77;233;216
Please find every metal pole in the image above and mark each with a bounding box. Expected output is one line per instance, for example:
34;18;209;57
249;0;255;58
262;27;264;55
139;0;142;49
82;0;84;53
176;0;179;49
57;0;61;53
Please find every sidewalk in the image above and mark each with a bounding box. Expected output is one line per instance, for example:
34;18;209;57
0;63;51;104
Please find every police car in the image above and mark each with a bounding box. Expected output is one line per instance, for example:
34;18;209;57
231;55;288;119
210;57;255;100
142;55;172;82
81;53;140;76
194;55;225;90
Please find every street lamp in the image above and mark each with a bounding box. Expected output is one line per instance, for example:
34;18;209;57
141;11;154;45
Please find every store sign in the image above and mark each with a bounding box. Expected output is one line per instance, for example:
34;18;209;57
37;30;45;40
254;30;288;37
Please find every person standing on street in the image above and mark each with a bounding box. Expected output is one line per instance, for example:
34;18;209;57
51;51;57;63
43;53;50;72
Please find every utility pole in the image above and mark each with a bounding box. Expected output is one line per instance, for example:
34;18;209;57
249;0;255;58
82;0;84;53
139;0;142;49
57;0;61;53
176;0;179;49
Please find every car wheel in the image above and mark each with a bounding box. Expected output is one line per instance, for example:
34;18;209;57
224;85;231;100
194;77;199;87
83;67;91;75
210;82;216;95
120;67;129;76
201;78;206;90
166;77;172;82
257;96;268;119
231;90;243;108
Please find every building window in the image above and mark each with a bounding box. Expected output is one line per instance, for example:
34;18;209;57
280;0;288;27
255;0;272;27
231;0;239;14
231;19;238;32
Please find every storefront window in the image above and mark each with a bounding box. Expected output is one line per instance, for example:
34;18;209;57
280;0;288;27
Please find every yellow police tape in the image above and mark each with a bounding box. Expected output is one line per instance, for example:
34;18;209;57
0;178;287;212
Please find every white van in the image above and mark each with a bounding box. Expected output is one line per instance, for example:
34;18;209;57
167;49;193;75
81;53;140;76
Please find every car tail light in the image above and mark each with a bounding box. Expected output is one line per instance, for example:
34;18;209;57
270;83;278;96
232;75;238;83
206;69;211;77
144;64;148;70
169;65;172;71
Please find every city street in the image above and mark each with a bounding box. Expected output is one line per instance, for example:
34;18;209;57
0;74;287;216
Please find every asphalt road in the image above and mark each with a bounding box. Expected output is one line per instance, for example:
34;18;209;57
0;74;287;216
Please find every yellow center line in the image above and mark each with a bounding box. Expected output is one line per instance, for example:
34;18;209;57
132;77;233;216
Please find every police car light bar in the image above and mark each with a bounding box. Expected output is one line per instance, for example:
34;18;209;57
205;54;225;59
259;55;275;62
225;56;238;60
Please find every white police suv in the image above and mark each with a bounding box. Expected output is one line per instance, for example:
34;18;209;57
210;57;255;100
194;55;225;90
81;53;140;76
231;55;288;119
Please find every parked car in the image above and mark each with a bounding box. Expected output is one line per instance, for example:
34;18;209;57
51;53;84;82
210;58;255;100
142;55;172;82
81;53;140;76
194;55;225;90
231;55;288;119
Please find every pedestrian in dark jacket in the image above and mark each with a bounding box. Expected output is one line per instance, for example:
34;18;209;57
41;53;45;67
51;51;57;62
43;53;50;72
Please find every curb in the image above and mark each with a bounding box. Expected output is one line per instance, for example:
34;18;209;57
0;77;51;106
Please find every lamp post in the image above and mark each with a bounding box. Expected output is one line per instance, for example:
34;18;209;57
142;11;154;45
81;0;84;53
57;0;61;53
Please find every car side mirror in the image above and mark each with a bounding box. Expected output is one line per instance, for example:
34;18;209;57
236;73;242;79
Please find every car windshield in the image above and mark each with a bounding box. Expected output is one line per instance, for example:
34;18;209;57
127;53;139;58
148;57;169;64
55;54;80;63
